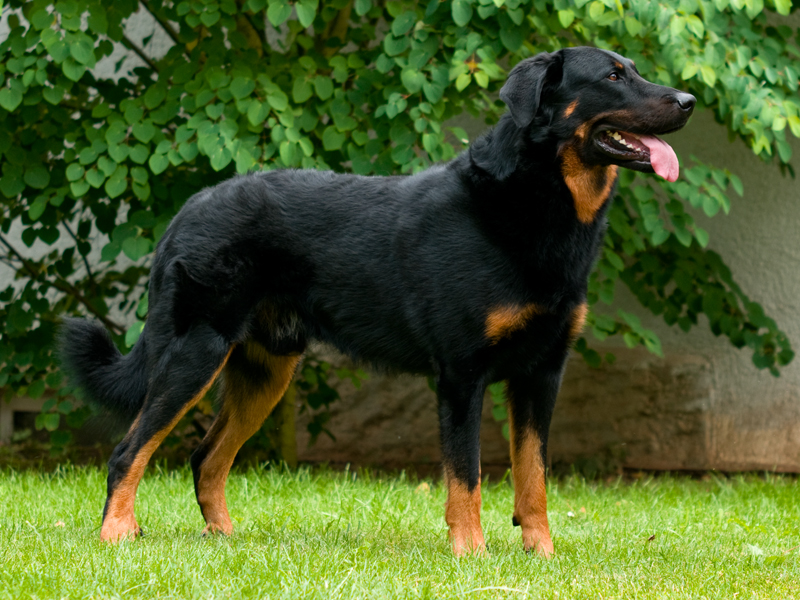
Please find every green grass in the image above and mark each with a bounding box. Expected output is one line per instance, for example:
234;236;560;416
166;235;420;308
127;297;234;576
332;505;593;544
0;466;798;599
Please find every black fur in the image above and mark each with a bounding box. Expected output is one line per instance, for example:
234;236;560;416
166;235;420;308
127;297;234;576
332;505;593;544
59;46;694;548
58;318;147;421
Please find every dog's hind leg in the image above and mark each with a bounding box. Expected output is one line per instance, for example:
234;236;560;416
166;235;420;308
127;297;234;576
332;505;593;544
190;342;300;535
506;355;566;557
100;324;233;542
436;365;487;556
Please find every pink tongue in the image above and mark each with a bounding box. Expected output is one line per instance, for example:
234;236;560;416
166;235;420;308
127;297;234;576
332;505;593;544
637;135;679;182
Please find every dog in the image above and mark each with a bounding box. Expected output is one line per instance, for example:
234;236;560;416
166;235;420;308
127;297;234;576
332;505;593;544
60;46;694;556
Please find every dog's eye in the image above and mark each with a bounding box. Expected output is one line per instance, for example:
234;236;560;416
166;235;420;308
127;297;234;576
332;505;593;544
608;72;620;81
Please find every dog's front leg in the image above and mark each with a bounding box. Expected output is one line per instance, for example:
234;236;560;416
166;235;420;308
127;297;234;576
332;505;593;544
506;357;566;557
435;365;487;556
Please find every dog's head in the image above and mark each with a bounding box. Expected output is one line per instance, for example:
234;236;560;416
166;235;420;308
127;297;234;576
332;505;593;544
500;47;695;182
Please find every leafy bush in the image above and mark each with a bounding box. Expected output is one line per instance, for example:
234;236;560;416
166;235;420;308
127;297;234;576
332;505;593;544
0;0;796;451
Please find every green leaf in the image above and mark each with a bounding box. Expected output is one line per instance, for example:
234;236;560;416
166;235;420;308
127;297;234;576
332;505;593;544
70;180;90;198
247;100;270;126
144;86;166;111
296;0;319;28
355;0;372;16
132;121;157;143
230;77;256;100
85;168;105;188
122;236;153;261
452;0;473;26
694;227;709;247
266;90;288;111
267;1;292;26
624;16;642;36
209;146;232;171
105;165;128;199
293;79;313;103
69;38;95;66
700;65;717;87
62;57;86;81
24;166;50;190
322;126;346;151
41;412;60;432
391;11;416;36
129;144;149;164
401;69;424;94
43;86;64;105
98;156;118;177
0;88;22;111
28;197;48;221
126;320;145;348
455;72;471;91
558;9;575;28
149;153;170;175
200;10;221;27
314;76;334;100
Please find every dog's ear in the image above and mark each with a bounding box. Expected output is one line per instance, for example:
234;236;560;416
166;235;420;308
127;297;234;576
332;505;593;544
499;51;564;128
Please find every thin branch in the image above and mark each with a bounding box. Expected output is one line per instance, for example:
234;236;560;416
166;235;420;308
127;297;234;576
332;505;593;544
321;2;354;58
244;12;266;45
121;34;159;72
139;0;182;47
0;233;125;335
62;221;97;286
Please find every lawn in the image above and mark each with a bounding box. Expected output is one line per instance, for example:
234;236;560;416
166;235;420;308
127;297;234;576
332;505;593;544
0;465;798;599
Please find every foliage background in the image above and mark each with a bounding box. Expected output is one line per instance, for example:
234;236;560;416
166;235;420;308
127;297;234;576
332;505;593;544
0;0;797;451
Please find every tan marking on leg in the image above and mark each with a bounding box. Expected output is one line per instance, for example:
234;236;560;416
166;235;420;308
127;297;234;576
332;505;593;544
485;303;543;344
443;467;485;556
561;146;618;224
569;302;589;341
508;403;553;557
196;344;300;536
100;348;233;543
563;98;579;118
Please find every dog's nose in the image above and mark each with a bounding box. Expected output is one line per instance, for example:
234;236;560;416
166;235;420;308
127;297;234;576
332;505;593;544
675;92;696;112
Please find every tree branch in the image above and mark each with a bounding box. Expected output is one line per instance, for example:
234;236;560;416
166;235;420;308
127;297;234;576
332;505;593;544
322;2;353;58
0;233;125;335
121;34;159;72
139;0;182;47
62;221;97;287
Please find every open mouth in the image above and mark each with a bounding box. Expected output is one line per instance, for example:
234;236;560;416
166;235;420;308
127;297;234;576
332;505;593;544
595;129;680;182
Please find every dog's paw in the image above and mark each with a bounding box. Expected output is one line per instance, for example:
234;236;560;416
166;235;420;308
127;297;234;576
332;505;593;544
100;517;141;543
201;521;233;537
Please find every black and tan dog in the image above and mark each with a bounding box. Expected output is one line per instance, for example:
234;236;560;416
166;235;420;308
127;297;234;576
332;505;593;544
60;46;694;555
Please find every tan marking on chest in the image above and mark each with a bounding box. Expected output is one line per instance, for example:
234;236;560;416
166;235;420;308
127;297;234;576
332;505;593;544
564;99;579;118
568;302;589;341
485;303;543;343
561;146;618;224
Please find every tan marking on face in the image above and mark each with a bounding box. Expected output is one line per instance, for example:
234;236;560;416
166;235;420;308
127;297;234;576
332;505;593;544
564;98;579;118
507;401;553;556
569;302;589;341
100;347;234;543
196;344;300;535
614;61;624;70
561;146;618;224
574;122;591;142
443;467;486;556
485;304;543;344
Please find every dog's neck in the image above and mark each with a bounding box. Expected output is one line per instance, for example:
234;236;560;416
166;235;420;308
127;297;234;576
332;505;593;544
467;114;619;224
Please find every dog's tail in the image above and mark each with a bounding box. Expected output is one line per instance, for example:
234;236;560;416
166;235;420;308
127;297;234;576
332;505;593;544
58;318;148;421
